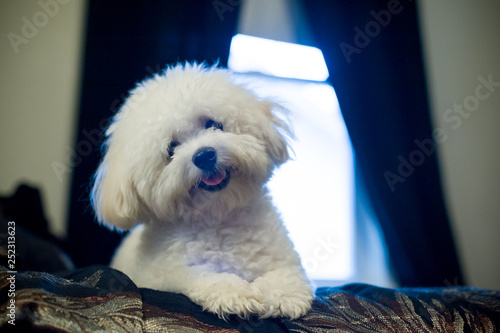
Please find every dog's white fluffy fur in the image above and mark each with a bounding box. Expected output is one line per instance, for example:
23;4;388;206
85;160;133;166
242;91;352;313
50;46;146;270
91;63;313;319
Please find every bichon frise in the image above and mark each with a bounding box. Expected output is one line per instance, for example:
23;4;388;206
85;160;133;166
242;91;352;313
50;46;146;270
91;63;313;319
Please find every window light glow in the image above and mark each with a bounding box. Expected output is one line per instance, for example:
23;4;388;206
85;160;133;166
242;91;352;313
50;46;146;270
229;34;354;283
230;73;355;282
228;34;329;82
258;78;354;281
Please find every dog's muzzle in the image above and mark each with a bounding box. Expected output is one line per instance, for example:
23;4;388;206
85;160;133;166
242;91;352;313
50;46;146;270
192;147;230;192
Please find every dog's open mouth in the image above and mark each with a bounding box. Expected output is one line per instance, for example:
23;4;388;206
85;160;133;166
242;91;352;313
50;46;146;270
198;170;230;192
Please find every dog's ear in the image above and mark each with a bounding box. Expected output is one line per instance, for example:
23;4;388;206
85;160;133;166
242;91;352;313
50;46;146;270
260;101;293;165
91;147;142;231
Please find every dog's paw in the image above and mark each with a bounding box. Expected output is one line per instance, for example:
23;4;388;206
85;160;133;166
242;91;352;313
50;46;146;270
270;294;313;319
201;291;268;320
251;271;314;319
187;280;268;320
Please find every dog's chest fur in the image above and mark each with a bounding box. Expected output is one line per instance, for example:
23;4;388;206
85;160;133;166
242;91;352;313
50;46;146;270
180;224;266;280
137;197;283;282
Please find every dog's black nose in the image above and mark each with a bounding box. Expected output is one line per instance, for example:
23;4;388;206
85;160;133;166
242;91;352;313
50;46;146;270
192;147;217;171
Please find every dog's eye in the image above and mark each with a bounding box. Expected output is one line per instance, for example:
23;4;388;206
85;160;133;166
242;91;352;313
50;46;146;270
167;141;179;158
205;119;223;131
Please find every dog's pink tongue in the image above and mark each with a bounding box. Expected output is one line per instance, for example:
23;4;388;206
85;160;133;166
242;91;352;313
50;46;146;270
203;173;225;186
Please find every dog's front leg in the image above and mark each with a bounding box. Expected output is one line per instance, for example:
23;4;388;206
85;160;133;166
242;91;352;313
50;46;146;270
181;269;268;320
250;267;314;319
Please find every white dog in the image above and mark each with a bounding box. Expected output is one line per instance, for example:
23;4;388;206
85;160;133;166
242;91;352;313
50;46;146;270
91;63;313;319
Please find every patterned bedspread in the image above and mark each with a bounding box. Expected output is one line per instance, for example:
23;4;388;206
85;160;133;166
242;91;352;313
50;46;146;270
1;265;499;332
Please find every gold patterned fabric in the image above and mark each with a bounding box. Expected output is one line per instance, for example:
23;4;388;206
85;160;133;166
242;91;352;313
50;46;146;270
0;266;284;332
1;265;499;332
288;284;500;332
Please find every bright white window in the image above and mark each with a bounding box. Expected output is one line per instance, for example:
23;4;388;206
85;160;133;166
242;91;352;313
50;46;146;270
229;34;329;82
229;34;355;284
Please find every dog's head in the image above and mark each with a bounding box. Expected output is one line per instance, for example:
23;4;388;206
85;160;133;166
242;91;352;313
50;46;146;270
91;63;292;230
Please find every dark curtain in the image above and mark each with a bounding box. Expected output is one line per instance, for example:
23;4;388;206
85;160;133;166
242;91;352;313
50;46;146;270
302;1;463;286
66;0;239;267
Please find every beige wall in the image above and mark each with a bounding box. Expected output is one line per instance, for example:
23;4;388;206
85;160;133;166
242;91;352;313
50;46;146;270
0;0;87;237
418;1;500;289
